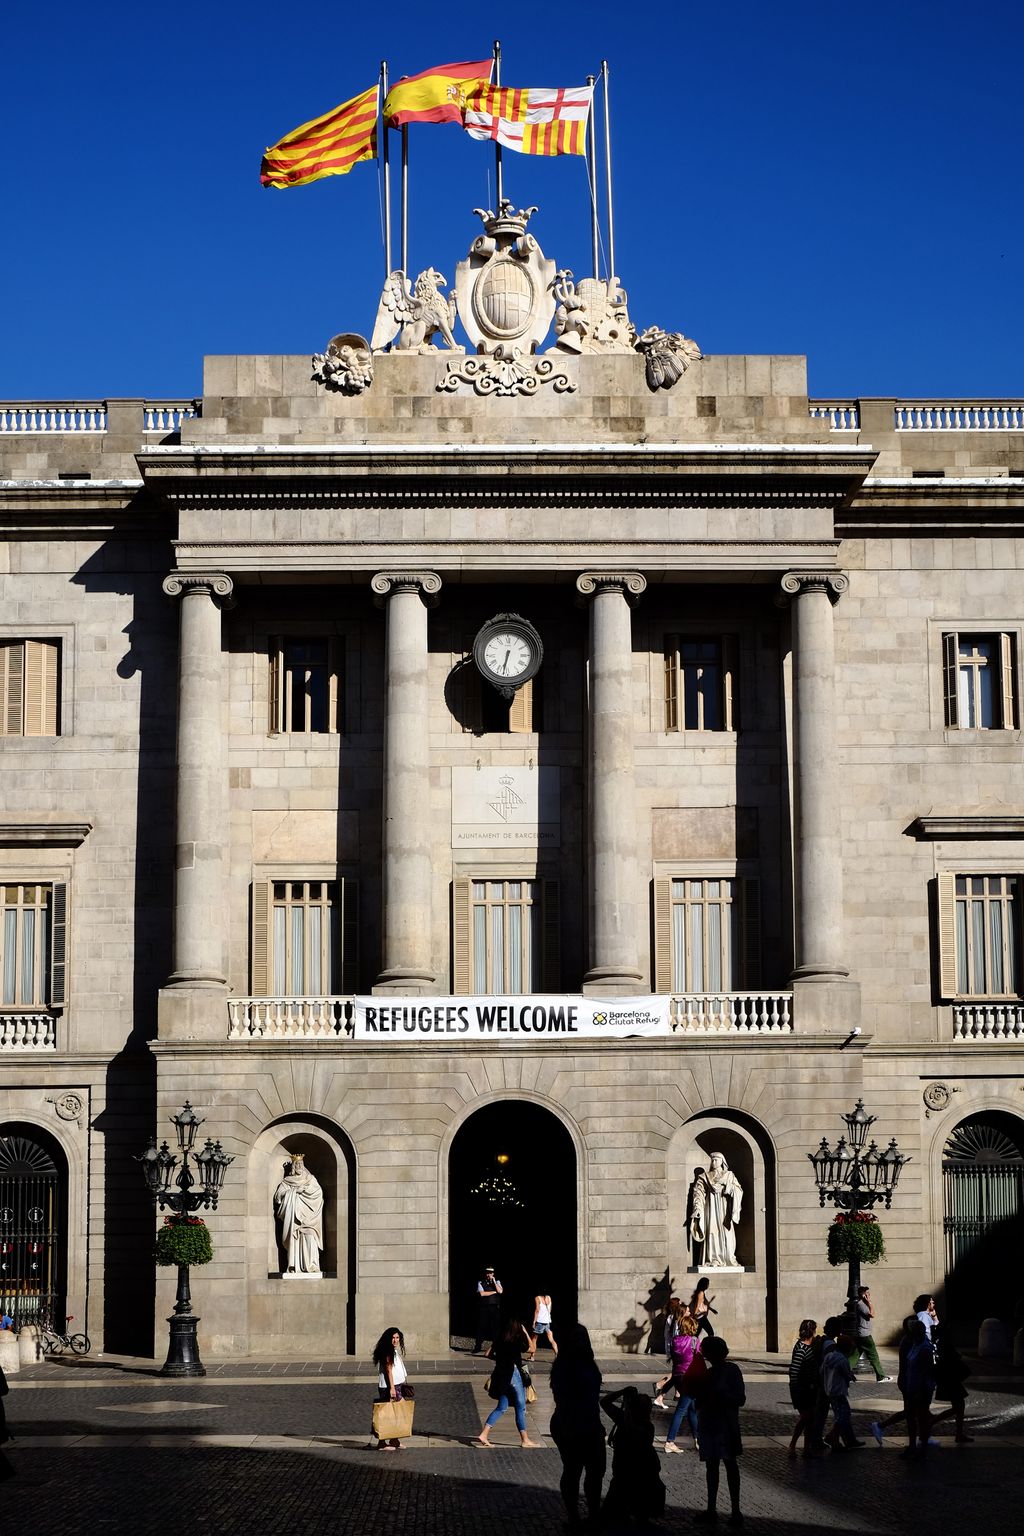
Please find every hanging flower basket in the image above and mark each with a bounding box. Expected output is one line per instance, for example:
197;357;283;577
826;1211;885;1267
154;1215;213;1268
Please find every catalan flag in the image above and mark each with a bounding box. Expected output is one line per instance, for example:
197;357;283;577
384;58;491;126
260;85;378;188
463;84;593;156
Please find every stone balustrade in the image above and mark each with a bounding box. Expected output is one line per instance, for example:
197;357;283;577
143;401;201;433
809;401;860;430
0;1013;57;1049
670;992;793;1034
953;1002;1024;1041
809;398;1024;432
0;400;200;434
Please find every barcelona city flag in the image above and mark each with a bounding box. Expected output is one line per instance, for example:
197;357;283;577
463;84;593;156
384;58;491;126
260;84;378;188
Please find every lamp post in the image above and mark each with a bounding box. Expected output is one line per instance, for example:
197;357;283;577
808;1099;909;1305
136;1102;233;1377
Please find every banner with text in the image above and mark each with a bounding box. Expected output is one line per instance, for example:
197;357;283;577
353;995;672;1041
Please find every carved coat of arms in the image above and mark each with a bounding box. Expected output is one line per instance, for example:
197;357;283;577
453;203;556;356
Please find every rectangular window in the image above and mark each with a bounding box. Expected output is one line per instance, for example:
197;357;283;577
268;638;341;733
653;875;760;992
452;877;559;993
1;884;52;1006
941;873;1021;998
664;636;737;732
0;640;60;736
250;878;358;994
943;632;1017;729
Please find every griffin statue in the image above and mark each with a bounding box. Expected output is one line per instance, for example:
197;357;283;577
370;268;462;354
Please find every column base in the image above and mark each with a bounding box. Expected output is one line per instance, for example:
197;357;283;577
158;985;229;1041
790;975;861;1034
164;970;228;989
581;967;646;997
372;967;436;995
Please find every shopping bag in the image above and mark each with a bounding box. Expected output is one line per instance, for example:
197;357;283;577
372;1396;415;1440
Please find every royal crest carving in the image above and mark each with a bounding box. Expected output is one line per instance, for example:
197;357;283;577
453;203;556;356
439;347;576;399
553;272;636;354
311;332;374;393
371;268;462;354
635;326;703;391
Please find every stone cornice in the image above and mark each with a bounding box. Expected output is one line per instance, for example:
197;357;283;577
0;818;93;848
910;814;1024;840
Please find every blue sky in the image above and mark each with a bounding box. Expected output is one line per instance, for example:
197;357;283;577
4;0;1022;400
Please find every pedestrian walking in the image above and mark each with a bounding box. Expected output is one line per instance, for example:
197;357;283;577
528;1291;558;1359
549;1324;606;1529
931;1333;972;1443
371;1326;414;1451
914;1294;939;1342
653;1295;684;1406
822;1331;863;1450
807;1316;841;1453
601;1386;666;1526
902;1319;937;1457
870;1313;919;1446
690;1277;717;1340
691;1336;745;1526
472;1265;503;1354
786;1319;819;1455
664;1315;703;1452
476;1318;540;1447
846;1286;892;1382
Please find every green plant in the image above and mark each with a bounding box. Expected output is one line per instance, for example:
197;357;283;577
154;1215;213;1268
826;1211;885;1267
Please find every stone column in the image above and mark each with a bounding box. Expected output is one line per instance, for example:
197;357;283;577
781;571;859;1030
161;572;233;990
577;571;646;995
371;571;441;993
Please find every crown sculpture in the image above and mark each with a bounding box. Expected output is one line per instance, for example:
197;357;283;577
311;201;701;398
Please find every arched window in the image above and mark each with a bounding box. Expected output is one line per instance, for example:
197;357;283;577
943;1112;1024;1323
0;1126;66;1329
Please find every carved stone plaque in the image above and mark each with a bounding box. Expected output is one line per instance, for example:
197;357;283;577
451;767;560;847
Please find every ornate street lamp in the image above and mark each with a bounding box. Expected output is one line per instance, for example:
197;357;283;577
135;1103;234;1378
807;1100;909;1303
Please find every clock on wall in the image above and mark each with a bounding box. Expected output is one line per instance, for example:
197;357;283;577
472;613;544;700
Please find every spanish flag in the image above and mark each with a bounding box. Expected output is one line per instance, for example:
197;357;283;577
260;85;378;188
384;58;491;127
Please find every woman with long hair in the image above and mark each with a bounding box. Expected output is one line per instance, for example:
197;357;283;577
550;1324;606;1528
372;1326;411;1450
690;1277;717;1340
787;1319;818;1455
664;1314;703;1452
475;1317;540;1448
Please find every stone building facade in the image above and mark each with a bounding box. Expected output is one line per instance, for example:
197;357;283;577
2;291;1023;1358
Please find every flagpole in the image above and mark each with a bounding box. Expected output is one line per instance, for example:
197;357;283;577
493;38;503;207
401;123;409;275
586;73;599;280
601;59;615;286
381;61;392;278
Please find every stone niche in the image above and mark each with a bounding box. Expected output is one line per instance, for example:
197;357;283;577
666;1113;777;1351
246;1116;356;1356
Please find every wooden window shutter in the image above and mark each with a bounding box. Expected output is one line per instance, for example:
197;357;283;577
268;637;283;733
251;880;272;994
942;632;959;726
50;882;68;1005
2;642;24;735
509;678;533;734
936;872;958;998
452;878;473;993
341;877;358;992
330;637;344;734
722;634;739;732
653;878;673;992
739;876;761;988
999;632;1016;729
664;638;678;731
23;640;58;735
541;879;561;991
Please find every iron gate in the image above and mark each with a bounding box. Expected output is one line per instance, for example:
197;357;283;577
0;1130;63;1329
943;1117;1024;1284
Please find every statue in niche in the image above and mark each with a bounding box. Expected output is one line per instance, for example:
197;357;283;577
274;1152;324;1276
688;1152;744;1269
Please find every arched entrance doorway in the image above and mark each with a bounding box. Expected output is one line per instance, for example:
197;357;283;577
0;1123;68;1329
448;1101;577;1345
943;1111;1024;1330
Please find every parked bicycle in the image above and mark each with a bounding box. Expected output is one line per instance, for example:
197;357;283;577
37;1310;90;1356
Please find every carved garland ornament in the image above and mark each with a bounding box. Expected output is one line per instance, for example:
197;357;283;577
438;348;577;398
311;333;374;393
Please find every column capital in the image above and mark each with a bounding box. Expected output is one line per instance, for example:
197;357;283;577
371;570;442;607
576;570;647;602
163;571;235;606
778;570;849;605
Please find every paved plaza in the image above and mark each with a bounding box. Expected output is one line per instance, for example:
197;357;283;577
3;1350;1022;1535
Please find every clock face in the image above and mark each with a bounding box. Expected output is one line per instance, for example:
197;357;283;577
482;631;533;680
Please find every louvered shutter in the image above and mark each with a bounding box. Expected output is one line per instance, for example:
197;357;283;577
452;878;473;993
251;880;272;994
942;632;959;727
936;872;958;998
268;637;283;733
509;678;533;734
24;640;58;736
999;632;1016;729
541;879;561;991
664;639;678;731
341;877;358;992
739;877;761;987
722;634;739;732
653;878;673;992
49;882;68;1005
2;642;24;735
